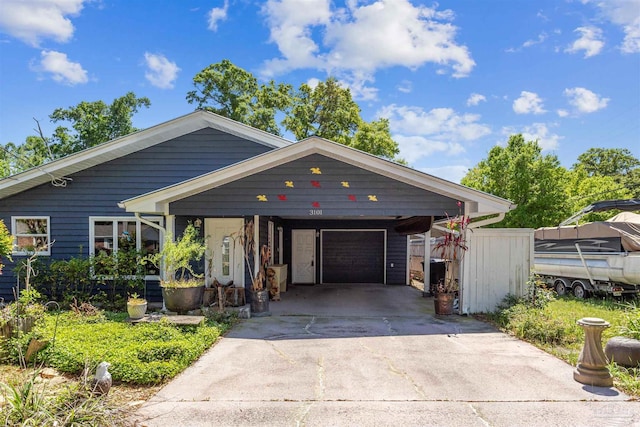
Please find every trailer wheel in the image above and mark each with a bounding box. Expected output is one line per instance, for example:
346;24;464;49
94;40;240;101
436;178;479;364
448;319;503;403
554;280;568;296
572;283;587;299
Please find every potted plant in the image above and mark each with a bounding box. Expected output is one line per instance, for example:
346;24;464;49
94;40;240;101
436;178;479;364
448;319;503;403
126;292;147;319
141;223;206;314
235;220;270;316
433;202;470;315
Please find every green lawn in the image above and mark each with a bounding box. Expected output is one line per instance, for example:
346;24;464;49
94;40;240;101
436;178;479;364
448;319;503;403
487;295;639;397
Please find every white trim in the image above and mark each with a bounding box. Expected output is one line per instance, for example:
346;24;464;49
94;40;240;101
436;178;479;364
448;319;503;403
120;137;514;216
89;215;163;280
0;111;293;200
253;215;259;281
11;216;51;256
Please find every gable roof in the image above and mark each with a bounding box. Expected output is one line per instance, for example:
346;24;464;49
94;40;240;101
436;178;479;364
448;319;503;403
0;110;292;199
120;136;514;216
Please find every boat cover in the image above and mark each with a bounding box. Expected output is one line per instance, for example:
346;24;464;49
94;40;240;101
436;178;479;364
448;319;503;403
535;212;640;253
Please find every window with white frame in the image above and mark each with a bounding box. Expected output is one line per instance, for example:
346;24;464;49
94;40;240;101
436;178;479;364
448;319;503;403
89;217;163;277
12;216;51;256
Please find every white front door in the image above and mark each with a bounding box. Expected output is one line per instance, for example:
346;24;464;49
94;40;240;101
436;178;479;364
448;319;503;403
292;229;315;284
205;218;244;287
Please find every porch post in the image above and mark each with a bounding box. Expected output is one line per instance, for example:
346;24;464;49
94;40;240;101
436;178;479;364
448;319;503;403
253;215;260;280
422;228;431;296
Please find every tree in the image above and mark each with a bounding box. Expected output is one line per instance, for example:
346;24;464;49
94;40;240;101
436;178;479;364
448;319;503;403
573;148;639;198
283;78;401;160
187;60;401;161
461;134;569;228
1;93;150;178
564;165;633;222
49;92;151;155
574;148;639;177
186;59;292;136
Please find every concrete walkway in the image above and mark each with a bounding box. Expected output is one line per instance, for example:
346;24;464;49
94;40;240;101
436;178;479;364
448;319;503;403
133;284;639;427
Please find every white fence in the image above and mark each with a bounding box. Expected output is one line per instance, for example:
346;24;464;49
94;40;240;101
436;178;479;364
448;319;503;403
461;228;534;314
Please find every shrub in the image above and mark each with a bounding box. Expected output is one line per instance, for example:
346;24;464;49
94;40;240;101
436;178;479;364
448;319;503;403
618;300;640;340
13;312;232;385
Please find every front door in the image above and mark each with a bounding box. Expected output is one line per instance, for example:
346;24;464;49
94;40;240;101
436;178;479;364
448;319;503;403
292;229;315;284
205;218;244;287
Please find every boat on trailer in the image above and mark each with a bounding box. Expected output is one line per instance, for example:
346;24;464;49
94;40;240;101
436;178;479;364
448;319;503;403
534;199;640;298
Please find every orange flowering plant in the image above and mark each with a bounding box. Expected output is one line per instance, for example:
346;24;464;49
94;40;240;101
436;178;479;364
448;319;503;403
434;201;471;294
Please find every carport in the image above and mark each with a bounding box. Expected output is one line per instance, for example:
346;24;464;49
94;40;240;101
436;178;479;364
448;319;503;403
119;137;515;310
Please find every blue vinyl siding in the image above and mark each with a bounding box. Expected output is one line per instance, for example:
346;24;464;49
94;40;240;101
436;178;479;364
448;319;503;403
170;154;460;217
0;129;271;298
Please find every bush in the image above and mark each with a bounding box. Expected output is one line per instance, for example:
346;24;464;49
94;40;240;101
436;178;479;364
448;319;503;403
30;252;146;311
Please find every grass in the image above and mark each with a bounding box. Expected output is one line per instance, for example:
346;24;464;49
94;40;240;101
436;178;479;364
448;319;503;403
487;295;640;398
0;308;236;425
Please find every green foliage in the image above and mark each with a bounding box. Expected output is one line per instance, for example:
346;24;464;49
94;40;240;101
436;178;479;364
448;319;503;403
564;165;633;221
10;311;232;385
617;300;640;340
141;223;206;285
30;256;94;307
523;274;555;309
0;369;126;426
573;147;639;178
488;296;638;396
187;60;401;161
0;219;12;274
1;92;150;178
49;92;151;154
187;59;292;136
30;251;144;310
461;134;569;228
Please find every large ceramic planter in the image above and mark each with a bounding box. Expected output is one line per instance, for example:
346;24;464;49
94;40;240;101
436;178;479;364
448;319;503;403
434;293;455;315
162;285;205;314
250;289;270;317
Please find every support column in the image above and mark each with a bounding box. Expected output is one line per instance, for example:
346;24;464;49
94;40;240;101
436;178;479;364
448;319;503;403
574;317;613;387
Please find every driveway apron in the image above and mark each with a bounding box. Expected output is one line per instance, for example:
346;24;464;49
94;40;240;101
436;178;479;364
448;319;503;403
133;284;638;427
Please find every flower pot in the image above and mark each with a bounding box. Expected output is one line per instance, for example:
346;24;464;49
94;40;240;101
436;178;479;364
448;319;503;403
434;293;455;315
127;301;148;319
250;289;270;317
162;285;204;314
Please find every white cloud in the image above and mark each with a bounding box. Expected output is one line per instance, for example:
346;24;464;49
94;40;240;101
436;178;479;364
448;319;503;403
397;80;412;94
378;104;491;164
144;53;180;89
557;109;569;117
37;50;88;85
0;0;86;46
501;123;562;151
563;87;609;113
208;0;229;31
513;91;546;114
421;165;469;184
584;0;640;53
565;26;605;58
261;0;475;97
466;93;486;106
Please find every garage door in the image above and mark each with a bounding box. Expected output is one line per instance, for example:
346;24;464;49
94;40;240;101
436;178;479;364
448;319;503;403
321;230;385;283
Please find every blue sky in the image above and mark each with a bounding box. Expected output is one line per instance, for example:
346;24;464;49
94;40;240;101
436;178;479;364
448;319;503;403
1;0;638;183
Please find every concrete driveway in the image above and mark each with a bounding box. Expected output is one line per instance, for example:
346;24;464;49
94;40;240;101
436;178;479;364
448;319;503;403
133;284;638;427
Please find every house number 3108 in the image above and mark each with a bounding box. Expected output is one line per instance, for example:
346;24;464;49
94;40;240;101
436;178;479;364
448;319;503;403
309;209;323;216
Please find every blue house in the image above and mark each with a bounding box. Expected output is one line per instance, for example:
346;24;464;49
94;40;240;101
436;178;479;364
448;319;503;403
0;111;513;303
